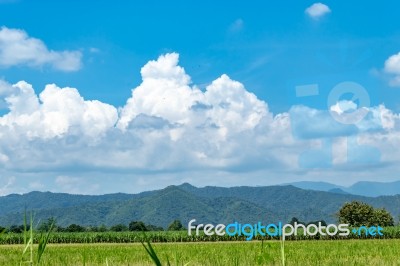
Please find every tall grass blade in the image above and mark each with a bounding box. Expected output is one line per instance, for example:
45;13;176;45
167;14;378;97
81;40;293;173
30;212;33;264
20;210;34;266
141;239;162;266
23;208;27;245
37;219;55;264
280;235;285;266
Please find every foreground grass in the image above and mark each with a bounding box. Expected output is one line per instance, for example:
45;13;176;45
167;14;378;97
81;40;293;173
0;239;399;265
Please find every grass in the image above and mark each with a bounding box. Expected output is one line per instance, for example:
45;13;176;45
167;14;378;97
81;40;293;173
1;225;400;244
0;239;399;265
19;211;54;265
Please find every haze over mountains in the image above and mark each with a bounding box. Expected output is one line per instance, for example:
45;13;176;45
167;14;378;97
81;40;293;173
287;180;400;197
0;182;399;228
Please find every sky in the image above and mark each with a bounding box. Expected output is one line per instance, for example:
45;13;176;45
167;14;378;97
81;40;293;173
1;1;400;195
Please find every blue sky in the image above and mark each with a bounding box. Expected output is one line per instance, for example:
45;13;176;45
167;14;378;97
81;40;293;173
1;1;400;194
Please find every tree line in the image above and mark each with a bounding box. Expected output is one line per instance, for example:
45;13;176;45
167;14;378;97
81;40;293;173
290;201;394;227
0;201;396;234
0;219;185;234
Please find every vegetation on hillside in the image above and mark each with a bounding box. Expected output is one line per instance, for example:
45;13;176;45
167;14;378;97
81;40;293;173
1;184;400;228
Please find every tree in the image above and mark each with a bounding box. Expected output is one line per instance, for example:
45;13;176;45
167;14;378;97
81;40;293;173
9;225;25;233
146;224;164;231
66;224;86;232
110;224;128;232
289;217;305;225
370;208;394;227
338;201;374;226
338;201;394;227
38;217;56;232
129;221;147;231
98;224;108;232
168;219;184;231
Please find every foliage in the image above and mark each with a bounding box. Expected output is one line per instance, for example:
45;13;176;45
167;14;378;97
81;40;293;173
289;217;304;225
338;201;394;227
37;218;55;263
370;208;394;227
38;217;57;232
20;210;54;265
129;221;148;231
9;224;30;233
65;224;86;232
146;224;164;231
141;240;163;266
110;224;128;232
167;220;184;231
0;225;400;245
0;185;399;230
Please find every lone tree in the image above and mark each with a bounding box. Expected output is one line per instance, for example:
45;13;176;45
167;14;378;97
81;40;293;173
338;201;394;227
168;219;184;231
129;221;148;231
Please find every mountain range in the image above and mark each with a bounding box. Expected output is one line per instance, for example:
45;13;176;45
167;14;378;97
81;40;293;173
0;183;399;228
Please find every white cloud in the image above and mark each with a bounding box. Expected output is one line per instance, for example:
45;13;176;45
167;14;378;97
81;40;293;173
0;176;15;196
118;53;203;129
0;52;400;193
0;81;118;139
305;3;331;19
0;26;82;71
330;100;358;115
119;53;267;137
55;175;99;194
29;181;44;190
383;52;400;87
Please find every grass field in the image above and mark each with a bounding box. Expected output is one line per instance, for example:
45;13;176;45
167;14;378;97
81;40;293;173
2;226;400;244
1;239;399;265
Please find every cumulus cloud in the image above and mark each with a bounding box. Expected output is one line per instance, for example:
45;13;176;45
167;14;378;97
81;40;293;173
0;26;82;71
305;3;331;19
0;52;400;193
0;81;118;139
118;53;267;137
383;52;400;87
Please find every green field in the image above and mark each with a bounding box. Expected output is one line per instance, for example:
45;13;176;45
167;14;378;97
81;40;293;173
1;239;399;265
2;225;400;244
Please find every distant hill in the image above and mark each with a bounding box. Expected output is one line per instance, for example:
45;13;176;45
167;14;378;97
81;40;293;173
347;181;400;197
328;188;350;195
0;184;399;228
286;180;400;197
285;181;345;192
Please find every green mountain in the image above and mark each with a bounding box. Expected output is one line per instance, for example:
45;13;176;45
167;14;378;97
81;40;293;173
0;184;399;228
